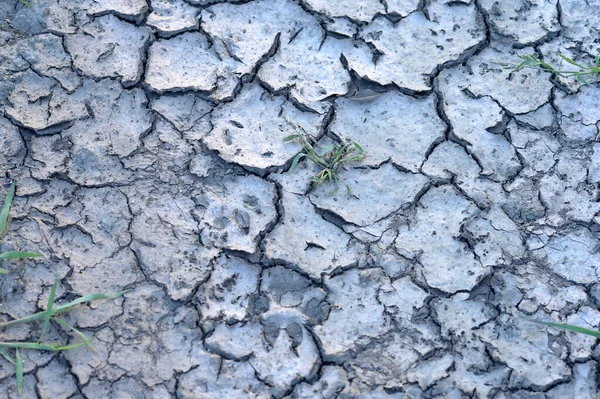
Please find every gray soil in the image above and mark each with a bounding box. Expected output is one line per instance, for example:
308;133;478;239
1;0;600;397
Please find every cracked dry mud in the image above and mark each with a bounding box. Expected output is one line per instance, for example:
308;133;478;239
2;0;600;397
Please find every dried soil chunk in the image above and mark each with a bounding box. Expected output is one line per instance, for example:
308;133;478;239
345;0;485;91
303;0;384;22
395;186;485;293
197;175;277;253
314;269;389;358
264;190;365;278
145;32;241;96
147;0;199;36
331;92;445;171
204;84;322;171
195;255;261;322
479;0;559;45
129;183;219;300
88;0;149;23
310;164;429;227
65;15;152;86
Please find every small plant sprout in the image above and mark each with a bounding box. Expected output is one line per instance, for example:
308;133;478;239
533;320;600;339
0;280;128;394
0;182;42;274
497;52;600;85
284;133;366;195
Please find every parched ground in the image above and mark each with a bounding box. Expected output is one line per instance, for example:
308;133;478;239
1;0;600;397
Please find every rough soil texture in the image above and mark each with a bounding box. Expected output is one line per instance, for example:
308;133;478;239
1;0;600;398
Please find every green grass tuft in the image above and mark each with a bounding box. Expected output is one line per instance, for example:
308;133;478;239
497;52;600;85
0;281;128;393
284;133;366;195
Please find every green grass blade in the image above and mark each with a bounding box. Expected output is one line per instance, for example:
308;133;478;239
283;134;299;141
516;55;556;74
52;317;95;351
289;153;306;172
326;170;334;183
0;348;15;364
55;342;88;351
319;145;335;156
538;60;560;74
0;268;9;274
577;74;590;86
353;142;364;152
0;312;46;329
514;55;541;71
534;320;600;338
342;155;366;163
0;290;129;329
0;342;57;350
39;281;57;342
345;184;353;196
589;67;600;75
0;341;86;351
331;151;346;165
0;252;43;260
307;153;326;168
0;182;15;237
15;348;23;395
54;290;129;313
556;52;587;69
305;145;320;159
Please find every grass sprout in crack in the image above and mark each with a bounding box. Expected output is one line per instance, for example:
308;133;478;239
496;52;600;85
0;182;42;274
284;132;366;195
533;320;600;339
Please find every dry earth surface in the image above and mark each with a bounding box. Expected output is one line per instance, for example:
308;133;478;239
1;0;600;397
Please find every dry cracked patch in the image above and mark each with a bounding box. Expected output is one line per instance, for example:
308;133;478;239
2;0;600;397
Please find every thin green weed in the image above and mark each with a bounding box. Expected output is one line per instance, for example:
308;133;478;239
0;182;128;394
284;133;366;195
497;52;600;85
0;281;128;394
0;182;42;274
533;320;600;339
